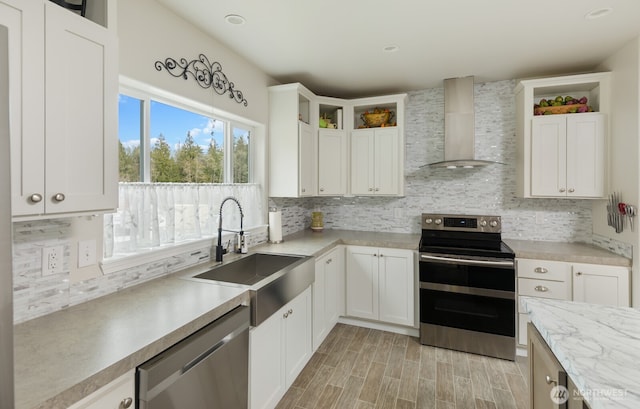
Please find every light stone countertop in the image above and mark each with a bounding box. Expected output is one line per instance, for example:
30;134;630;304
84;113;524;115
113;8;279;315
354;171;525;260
521;297;640;409
14;276;249;409
12;229;629;409
505;239;631;267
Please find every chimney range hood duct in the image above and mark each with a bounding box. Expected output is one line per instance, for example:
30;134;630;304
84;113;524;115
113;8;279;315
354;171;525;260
426;76;500;169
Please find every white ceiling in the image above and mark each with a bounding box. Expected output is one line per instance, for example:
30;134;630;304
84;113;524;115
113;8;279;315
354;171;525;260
157;0;640;98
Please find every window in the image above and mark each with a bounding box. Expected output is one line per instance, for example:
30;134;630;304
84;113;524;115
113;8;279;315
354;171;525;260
118;97;251;184
105;83;264;260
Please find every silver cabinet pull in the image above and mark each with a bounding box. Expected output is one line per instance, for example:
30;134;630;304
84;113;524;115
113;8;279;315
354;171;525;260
53;193;65;202
326;258;332;264
559;188;566;193
301;188;306;193
283;311;289;319
29;193;43;203
534;267;548;274
379;254;384;257
375;188;380;191
120;397;133;409
568;188;575;193
576;271;582;276
368;188;373;191
319;188;324;192
545;375;557;386
288;309;293;316
534;285;549;292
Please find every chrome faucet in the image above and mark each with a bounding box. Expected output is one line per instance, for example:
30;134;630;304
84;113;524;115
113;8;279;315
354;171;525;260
216;196;244;262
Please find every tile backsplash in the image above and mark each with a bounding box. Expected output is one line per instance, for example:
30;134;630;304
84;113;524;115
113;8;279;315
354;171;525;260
273;80;597;242
12;79;630;324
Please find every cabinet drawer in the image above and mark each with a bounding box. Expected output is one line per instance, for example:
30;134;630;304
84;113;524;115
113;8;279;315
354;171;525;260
517;258;570;281
518;277;571;301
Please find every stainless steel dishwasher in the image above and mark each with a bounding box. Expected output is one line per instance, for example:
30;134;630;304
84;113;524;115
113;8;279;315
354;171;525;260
137;305;250;409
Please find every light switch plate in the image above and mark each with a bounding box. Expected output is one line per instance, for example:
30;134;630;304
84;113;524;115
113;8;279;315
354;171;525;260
78;239;97;268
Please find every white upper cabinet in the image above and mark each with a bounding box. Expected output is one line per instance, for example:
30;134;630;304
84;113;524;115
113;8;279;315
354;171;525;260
350;95;405;196
269;85;406;197
268;83;317;197
7;0;118;218
318;129;347;195
531;113;605;198
515;72;610;199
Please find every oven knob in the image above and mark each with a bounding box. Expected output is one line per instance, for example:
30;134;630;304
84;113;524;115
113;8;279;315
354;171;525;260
490;220;499;228
425;218;433;224
434;218;442;225
480;220;487;227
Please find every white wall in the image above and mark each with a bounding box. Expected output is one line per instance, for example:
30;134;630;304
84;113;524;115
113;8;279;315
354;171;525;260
596;36;640;306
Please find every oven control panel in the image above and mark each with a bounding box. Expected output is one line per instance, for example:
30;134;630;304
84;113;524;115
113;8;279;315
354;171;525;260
422;213;502;233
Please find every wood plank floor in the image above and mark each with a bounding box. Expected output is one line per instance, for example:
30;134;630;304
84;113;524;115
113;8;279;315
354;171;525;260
276;324;529;409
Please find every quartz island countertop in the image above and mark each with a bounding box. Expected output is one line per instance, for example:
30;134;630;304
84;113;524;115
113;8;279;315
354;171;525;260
521;297;640;409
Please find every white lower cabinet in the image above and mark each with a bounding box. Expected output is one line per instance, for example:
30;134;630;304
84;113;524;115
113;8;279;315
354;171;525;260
66;370;134;409
346;246;414;327
249;286;312;409
313;246;345;350
572;263;630;307
517;258;630;346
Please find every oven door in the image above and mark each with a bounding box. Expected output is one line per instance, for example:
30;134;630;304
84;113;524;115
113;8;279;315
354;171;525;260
419;253;515;337
420;284;515;336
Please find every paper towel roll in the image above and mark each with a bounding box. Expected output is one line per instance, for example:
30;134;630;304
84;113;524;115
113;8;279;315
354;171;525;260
269;210;283;243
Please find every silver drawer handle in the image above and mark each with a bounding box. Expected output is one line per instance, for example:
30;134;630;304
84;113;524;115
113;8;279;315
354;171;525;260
534;285;549;292
534;267;548;274
326;258;332;264
53;193;65;202
576;271;582;276
568;188;575;193
545;375;557;386
29;193;43;203
120;397;133;409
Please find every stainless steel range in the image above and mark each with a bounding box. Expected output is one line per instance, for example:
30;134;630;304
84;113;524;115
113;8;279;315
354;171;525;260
418;213;516;361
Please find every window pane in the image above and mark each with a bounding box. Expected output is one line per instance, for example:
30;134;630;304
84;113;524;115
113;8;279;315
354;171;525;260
149;100;224;183
233;125;250;183
118;94;142;182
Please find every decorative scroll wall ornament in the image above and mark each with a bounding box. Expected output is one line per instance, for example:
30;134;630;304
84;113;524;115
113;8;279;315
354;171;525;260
155;54;248;106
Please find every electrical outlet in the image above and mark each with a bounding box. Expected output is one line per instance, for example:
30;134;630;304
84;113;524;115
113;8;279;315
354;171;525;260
78;239;97;268
42;245;64;276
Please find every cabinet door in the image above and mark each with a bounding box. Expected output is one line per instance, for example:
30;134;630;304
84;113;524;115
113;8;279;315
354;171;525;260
350;130;375;195
346;246;379;320
566;114;605;198
325;246;345;328
378;248;414;326
312;254;328;351
531;116;566;197
283;286;312;389
67;370;134;409
374;128;400;195
528;323;567;409
2;0;46;216
298;121;316;196
572;263;630;307
250;308;285;409
318;129;347;195
44;2;118;214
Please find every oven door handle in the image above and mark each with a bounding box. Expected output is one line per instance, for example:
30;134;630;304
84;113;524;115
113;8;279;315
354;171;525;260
420;253;514;269
420;282;515;300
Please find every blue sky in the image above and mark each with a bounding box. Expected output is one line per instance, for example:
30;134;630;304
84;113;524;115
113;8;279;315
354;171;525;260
118;94;224;153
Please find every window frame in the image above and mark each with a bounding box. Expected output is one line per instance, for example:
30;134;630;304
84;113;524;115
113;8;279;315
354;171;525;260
102;77;267;271
118;87;254;185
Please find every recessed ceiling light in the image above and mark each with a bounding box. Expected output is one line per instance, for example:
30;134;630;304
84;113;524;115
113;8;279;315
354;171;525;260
383;45;399;53
224;14;246;25
585;7;612;20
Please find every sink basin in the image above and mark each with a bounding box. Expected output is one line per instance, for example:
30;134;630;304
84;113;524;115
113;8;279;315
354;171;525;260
193;253;304;286
189;252;314;326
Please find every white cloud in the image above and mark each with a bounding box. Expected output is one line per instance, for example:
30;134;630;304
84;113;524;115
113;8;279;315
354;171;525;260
189;128;202;137
121;139;140;149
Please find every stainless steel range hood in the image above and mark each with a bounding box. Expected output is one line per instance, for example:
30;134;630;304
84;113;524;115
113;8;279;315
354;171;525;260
426;76;499;169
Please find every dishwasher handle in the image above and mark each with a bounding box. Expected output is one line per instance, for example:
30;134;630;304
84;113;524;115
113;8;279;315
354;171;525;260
137;305;250;401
